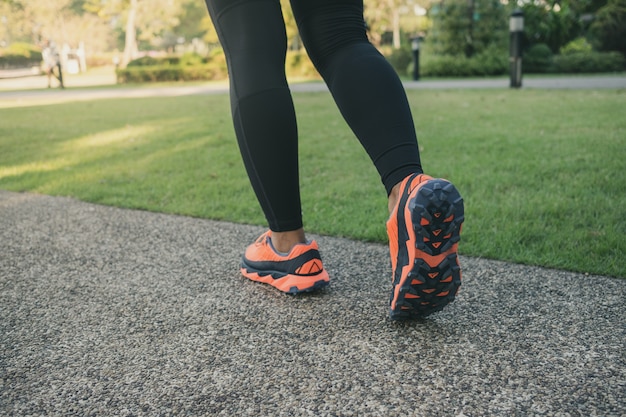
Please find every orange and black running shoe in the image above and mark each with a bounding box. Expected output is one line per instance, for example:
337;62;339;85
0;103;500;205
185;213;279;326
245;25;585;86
241;231;330;294
387;173;464;319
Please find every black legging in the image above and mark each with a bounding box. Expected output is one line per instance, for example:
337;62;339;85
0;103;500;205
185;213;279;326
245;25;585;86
205;0;422;232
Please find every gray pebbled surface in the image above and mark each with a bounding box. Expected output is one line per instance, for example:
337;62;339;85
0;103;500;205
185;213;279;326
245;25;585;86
1;190;624;416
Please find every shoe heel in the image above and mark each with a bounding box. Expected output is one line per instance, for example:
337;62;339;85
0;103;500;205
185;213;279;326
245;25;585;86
410;179;464;256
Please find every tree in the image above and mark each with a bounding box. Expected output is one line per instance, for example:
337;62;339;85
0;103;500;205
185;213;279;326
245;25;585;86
365;0;429;48
1;0;111;51
428;0;507;57
520;0;581;53
84;0;183;66
589;0;626;56
171;0;209;46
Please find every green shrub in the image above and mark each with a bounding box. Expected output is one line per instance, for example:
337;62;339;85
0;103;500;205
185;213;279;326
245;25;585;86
117;62;228;83
419;46;507;77
561;37;593;55
126;56;180;67
523;43;553;73
0;42;42;68
386;46;413;76
5;42;42;58
285;50;320;79
117;51;228;83
468;46;508;76
422;55;467;77
179;52;205;66
126;56;160;67
118;49;320;83
551;51;625;73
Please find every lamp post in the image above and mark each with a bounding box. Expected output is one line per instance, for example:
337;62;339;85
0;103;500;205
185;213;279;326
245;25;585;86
509;9;524;88
410;35;423;81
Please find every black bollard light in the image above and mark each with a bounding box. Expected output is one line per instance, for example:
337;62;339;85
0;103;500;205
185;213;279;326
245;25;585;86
509;9;524;88
410;35;423;81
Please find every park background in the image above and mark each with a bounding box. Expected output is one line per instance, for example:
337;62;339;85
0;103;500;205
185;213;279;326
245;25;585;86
1;0;625;79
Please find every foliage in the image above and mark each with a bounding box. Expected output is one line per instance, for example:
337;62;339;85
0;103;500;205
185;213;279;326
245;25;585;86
179;52;204;66
117;50;319;83
1;42;40;57
171;0;209;44
589;0;626;57
560;37;593;54
116;63;226;83
551;51;625;72
417;43;508;76
126;56;177;67
428;0;507;58
118;52;226;82
386;43;413;75
0;42;42;68
521;2;581;54
1;0;113;52
124;52;215;67
285;51;320;79
522;43;624;73
523;43;554;73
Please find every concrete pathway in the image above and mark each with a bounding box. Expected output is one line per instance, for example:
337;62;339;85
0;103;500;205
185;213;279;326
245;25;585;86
1;190;624;416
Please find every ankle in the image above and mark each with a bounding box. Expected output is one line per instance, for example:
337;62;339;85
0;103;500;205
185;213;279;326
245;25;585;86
388;182;402;214
271;229;306;253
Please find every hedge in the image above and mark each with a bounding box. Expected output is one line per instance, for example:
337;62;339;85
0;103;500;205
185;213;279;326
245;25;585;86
117;51;320;83
524;46;625;74
551;51;625;73
400;49;623;77
0;42;42;69
419;50;509;77
117;48;624;83
116;63;228;83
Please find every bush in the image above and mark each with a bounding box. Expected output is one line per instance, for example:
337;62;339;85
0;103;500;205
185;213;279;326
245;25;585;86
561;37;593;55
419;46;508;77
422;55;467;77
117;62;227;83
126;55;180;67
523;43;553;73
0;42;42;69
118;49;323;83
118;51;228;83
285;50;320;79
468;46;509;76
551;51;625;73
386;46;413;76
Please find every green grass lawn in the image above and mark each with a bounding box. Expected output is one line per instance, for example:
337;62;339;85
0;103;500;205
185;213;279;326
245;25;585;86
1;88;624;278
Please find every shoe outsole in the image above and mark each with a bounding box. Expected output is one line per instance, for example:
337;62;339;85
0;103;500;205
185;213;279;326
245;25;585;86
241;267;330;294
390;178;464;320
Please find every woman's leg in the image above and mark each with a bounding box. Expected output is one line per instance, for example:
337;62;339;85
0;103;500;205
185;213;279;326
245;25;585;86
291;0;464;318
205;0;304;244
290;0;423;196
205;0;329;294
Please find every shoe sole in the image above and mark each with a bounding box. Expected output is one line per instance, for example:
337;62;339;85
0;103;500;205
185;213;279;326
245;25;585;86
241;267;330;294
390;178;464;319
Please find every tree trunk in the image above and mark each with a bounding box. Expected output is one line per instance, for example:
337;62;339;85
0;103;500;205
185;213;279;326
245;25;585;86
122;0;138;68
392;6;401;49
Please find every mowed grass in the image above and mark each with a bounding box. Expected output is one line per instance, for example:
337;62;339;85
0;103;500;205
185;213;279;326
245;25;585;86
0;88;624;277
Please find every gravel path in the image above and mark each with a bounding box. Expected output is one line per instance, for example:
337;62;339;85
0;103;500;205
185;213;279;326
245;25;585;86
1;190;624;416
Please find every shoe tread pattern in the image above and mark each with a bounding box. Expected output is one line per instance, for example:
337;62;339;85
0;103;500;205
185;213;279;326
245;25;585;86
392;179;464;319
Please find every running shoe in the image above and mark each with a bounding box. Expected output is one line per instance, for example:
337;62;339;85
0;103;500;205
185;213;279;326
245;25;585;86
387;173;464;319
241;231;330;294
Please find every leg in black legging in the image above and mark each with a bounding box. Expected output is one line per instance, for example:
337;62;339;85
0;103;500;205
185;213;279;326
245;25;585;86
205;0;303;232
290;0;422;195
